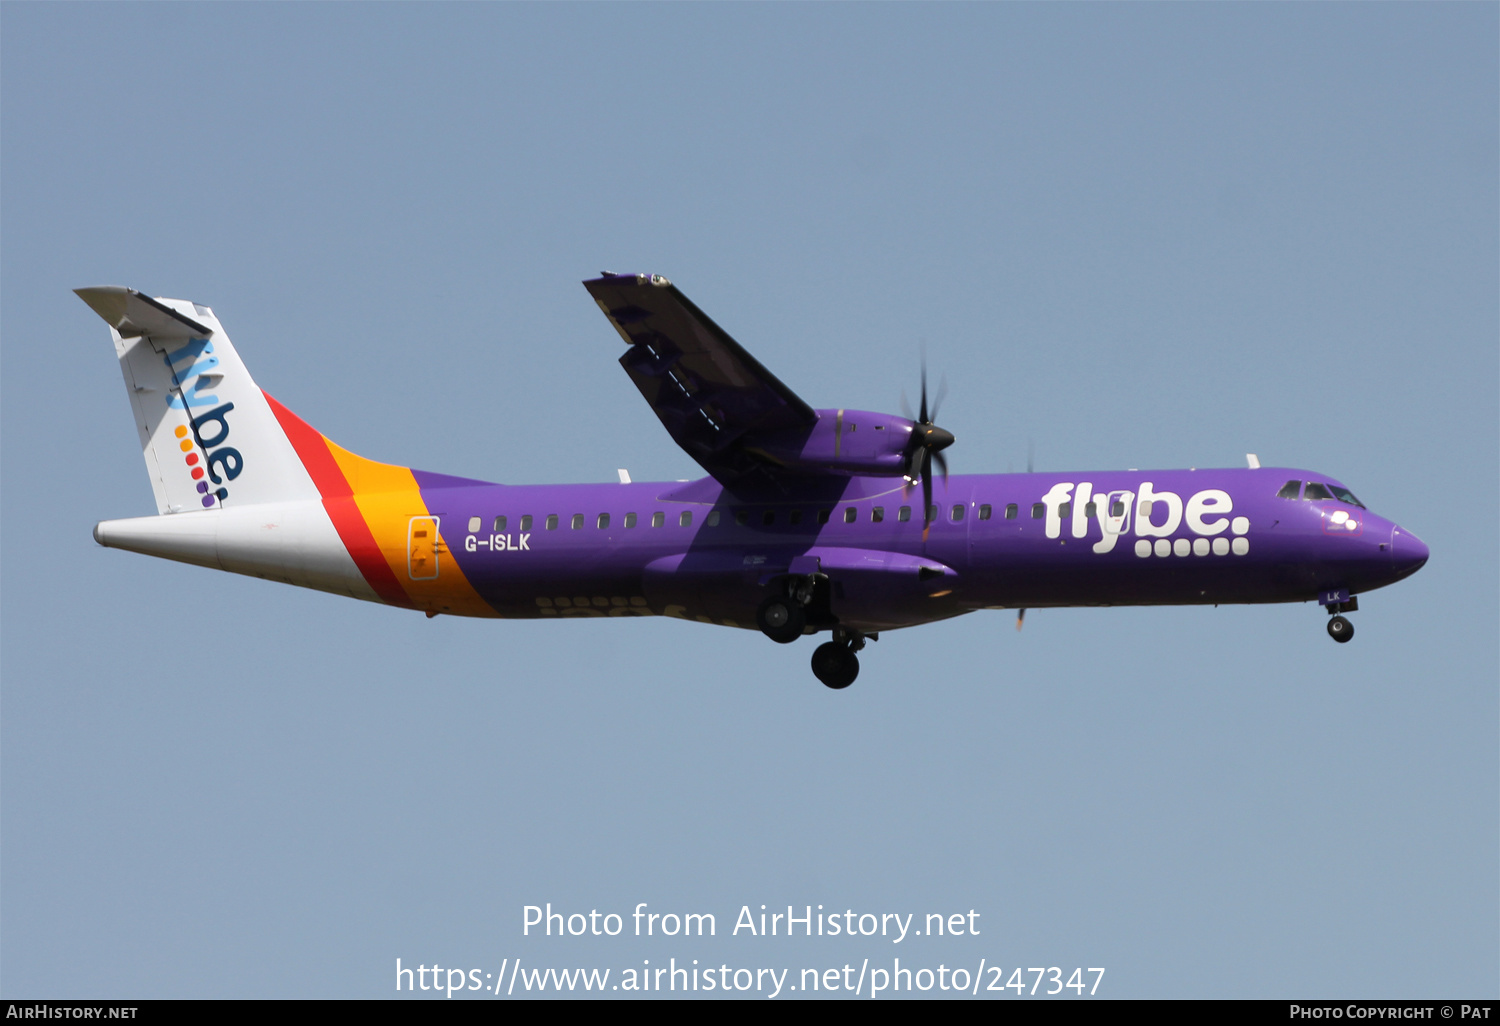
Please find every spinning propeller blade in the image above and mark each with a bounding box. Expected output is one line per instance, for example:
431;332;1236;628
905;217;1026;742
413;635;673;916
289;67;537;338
903;354;955;543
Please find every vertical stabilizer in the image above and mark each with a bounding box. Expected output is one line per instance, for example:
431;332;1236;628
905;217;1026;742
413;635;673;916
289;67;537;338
77;287;320;513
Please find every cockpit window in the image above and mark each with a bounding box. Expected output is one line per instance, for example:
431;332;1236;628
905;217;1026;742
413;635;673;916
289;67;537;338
1276;480;1302;500
1328;485;1365;508
1303;482;1333;501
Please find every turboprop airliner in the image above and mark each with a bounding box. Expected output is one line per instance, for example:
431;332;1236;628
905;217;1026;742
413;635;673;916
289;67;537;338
79;274;1428;689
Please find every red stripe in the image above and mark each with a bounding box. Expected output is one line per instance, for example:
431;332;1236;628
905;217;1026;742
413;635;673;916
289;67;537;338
264;391;414;609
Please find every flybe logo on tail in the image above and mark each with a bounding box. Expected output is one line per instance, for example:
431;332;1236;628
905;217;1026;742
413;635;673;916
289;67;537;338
164;339;222;410
164;340;243;508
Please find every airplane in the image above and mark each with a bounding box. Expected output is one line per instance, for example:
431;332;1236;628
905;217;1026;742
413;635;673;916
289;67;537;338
78;274;1429;689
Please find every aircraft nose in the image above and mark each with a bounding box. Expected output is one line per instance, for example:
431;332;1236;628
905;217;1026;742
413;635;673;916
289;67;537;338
1389;525;1429;580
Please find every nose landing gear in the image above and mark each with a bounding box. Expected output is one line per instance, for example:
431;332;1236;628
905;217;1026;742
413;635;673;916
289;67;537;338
1326;615;1354;643
1323;596;1357;644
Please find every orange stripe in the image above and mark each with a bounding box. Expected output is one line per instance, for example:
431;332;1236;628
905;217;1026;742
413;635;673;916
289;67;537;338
263;391;415;609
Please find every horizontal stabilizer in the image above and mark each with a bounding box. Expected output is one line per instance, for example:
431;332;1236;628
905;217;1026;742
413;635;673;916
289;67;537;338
75;286;213;341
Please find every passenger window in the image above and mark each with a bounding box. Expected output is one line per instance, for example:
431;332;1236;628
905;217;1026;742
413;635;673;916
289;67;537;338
1031;503;1045;519
817;509;831;525
706;511;721;527
545;514;559;530
898;506;911;522
650;512;665;528
467;516;481;533
1304;483;1333;501
493;515;507;532
734;509;749;526
978;504;992;520
1110;501;1125;517
570;514;584;529
1084;502;1096;517
1140;500;1153;517
679;510;692;527
1059;502;1072;519
871;506;885;523
843;507;857;523
597;513;609;529
520;514;533;531
927;505;938;522
762;510;775;526
789;509;803;526
623;513;637;528
1004;504;1018;520
1276;480;1303;500
950;504;964;521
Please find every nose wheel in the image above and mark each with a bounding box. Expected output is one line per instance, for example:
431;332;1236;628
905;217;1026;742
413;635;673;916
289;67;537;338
1326;615;1354;643
1323;596;1357;644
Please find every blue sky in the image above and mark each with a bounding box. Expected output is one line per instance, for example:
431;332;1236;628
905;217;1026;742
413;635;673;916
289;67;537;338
3;3;1495;998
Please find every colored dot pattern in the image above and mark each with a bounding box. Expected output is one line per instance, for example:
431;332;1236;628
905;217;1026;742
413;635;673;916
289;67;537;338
174;423;226;507
1134;533;1250;558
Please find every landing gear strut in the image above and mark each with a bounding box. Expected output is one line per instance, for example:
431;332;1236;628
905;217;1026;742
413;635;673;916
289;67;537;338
811;628;865;690
1324;596;1357;644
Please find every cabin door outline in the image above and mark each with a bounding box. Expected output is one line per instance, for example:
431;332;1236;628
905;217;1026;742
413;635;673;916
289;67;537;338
408;516;441;580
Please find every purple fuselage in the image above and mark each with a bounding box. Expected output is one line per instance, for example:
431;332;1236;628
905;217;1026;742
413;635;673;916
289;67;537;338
413;466;1428;632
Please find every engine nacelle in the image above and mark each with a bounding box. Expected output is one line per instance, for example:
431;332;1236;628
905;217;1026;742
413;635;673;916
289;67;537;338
744;409;915;477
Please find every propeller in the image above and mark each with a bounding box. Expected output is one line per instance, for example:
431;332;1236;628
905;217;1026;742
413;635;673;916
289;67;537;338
901;357;955;543
1016;444;1033;627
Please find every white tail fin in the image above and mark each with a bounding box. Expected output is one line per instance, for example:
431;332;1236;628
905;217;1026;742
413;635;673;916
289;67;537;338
77;287;319;513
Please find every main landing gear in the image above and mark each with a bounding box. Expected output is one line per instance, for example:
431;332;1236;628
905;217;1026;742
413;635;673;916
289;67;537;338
755;593;806;644
757;577;869;688
756;573;825;645
811;629;866;690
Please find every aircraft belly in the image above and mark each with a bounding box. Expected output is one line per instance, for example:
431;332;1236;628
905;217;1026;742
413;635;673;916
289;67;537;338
475;562;651;620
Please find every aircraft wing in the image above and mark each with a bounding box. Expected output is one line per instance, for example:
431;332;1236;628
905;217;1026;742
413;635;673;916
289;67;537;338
583;274;817;485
